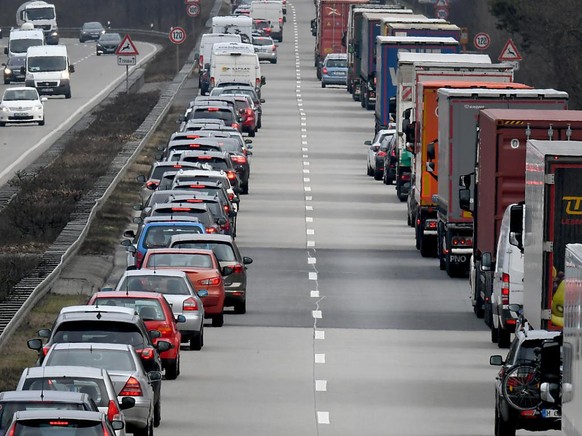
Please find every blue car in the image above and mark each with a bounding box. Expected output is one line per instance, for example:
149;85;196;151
321;53;348;88
122;218;206;269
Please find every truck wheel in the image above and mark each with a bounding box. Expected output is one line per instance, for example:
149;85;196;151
360;90;366;108
420;235;436;258
415;224;421;250
316;68;321;80
373;169;382;180
438;232;446;270
495;404;516;436
491;324;499;343
498;327;511;348
321;81;326;88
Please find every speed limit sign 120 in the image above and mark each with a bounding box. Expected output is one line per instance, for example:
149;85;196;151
474;32;491;51
169;26;187;45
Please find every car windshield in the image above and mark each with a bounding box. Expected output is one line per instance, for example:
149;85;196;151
28;56;66;72
214;88;258;103
7;57;26;67
99;34;121;42
145;253;213;269
26;7;55;20
3;89;38;101
13;419;103;435
142;225;203;248
172;242;236;261
21;378;108;407
46;348;136;372
119;276;192;296
84;23;103;30
0;402;87;431
10;39;44;53
94;298;166;321
52;321;146;348
326;59;347;68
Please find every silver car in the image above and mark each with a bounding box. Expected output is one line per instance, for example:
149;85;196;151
114;269;206;350
252;36;277;63
42;343;159;436
16;365;134;436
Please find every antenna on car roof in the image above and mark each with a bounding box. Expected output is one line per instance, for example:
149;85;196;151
40;365;46;401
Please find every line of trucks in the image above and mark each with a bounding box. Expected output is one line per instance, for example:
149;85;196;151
310;0;582;434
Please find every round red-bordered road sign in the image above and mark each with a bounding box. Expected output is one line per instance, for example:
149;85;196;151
186;3;200;17
169;26;187;44
474;32;491;50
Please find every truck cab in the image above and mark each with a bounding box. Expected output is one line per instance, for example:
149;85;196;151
16;1;58;44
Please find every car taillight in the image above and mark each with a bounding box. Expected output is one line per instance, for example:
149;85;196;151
171;207;191;212
206;226;217;234
189;144;200;148
186;199;203;203
501;273;510;305
279;18;283;24
451;237;473;247
107;399;121;422
245;108;254;117
231;155;247;164
135;347;155;360
232;263;244;274
232;123;240;129
146;180;158;189
199;276;221;286
5;423;15;436
42;345;50;356
103;424;111;436
227;171;236;180
272;45;276;51
197;155;212;160
189;184;205;189
223;205;230;213
401;173;411;181
183;297;199;311
424;220;437;230
173;164;183;168
228;193;234;201
373;76;377;86
256;77;261;87
377;151;387;157
207;107;220;112
199;55;203;66
210;77;215;87
322;67;328;74
157;326;173;337
119;377;143;396
136;250;144;268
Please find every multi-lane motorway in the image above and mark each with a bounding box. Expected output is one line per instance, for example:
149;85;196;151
0;38;157;186
148;1;560;435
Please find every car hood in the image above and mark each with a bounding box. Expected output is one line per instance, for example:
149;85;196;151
2;99;39;109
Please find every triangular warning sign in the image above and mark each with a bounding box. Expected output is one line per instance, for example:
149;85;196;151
434;0;449;6
115;34;139;56
498;38;522;61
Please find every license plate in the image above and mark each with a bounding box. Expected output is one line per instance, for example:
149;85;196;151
42;88;54;92
14;112;28;117
334;71;345;75
541;409;560;418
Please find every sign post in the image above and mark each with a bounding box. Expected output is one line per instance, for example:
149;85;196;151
115;34;140;92
169;26;187;75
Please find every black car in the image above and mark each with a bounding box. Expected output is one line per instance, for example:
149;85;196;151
96;33;122;56
187;104;240;132
209;85;264;128
149;202;226;234
3;56;26;84
172;150;242;193
79;22;105;42
172;180;238;220
382;134;398;185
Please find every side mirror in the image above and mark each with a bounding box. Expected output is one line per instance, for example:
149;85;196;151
243;256;253;265
176;315;186;323
41;97;48;103
459;188;472;212
260;99;265;103
123;230;136;239
233;187;243;195
69;65;75;73
245;139;253;144
148;371;162;382
563;382;573;403
459;174;472;189
197;289;209;298
426;161;435;173
127;246;137;254
489;355;504;366
178;115;186;123
149;330;161;339
38;329;51;338
133;217;143;224
426;141;436;161
28;338;44;351
246;151;253;157
364;140;372;146
217;217;227;225
222;266;234;276
155;340;172;352
194;52;200;61
481;252;492;271
120;397;135;410
136;175;146;183
112;421;125;431
260;76;266;86
99;287;113;292
132;203;143;211
120;239;132;247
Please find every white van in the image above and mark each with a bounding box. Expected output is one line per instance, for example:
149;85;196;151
210;51;262;91
491;202;524;347
5;25;45;59
212;16;253;44
199;33;242;68
25;45;74;98
250;1;284;41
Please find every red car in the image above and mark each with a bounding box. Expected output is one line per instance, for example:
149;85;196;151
141;248;229;327
87;291;184;380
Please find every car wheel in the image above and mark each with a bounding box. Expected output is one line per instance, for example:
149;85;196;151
241;183;249;195
0;122;6;127
3;79;9;85
233;300;246;314
248;129;255;137
96;51;101;56
257;118;262;129
498;326;511;348
65;91;71;99
321;81;326;88
153;399;161;427
190;328;203;351
212;313;224;327
39;118;45;126
133;419;152;436
165;357;179;380
491;317;499;343
373;169;382;181
495;403;516;436
271;59;277;64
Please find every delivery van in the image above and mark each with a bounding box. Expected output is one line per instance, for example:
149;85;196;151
5;24;45;59
24;45;74;98
210;51;263;93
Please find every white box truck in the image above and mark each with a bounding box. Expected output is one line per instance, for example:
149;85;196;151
250;1;284;41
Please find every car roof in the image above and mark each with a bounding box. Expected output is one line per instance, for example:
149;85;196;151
175;150;229;158
93;291;167;300
60;305;135;317
153;202;209;211
145;248;215;256
121;269;188;279
0;390;89;402
517;329;562;341
13;409;103;422
142;217;203;225
49;342;133;351
23;366;106;379
3;86;38;93
170;233;234;243
325;53;347;60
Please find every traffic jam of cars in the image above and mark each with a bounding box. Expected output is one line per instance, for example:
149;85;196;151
0;2;286;434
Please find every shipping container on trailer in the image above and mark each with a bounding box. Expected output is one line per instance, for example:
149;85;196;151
345;6;412;98
374;36;459;133
436;88;568;278
524;140;582;330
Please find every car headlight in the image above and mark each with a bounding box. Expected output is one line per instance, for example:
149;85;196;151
4;68;11;75
51;31;58;36
0;106;9;113
34;104;43;110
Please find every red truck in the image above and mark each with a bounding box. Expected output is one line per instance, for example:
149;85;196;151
313;0;369;79
460;110;582;332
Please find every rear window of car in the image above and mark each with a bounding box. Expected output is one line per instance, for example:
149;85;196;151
52;321;146;349
142;225;203;248
150;209;211;226
45;348;137;372
20;378;109;407
13;418;104;435
119;275;191;296
172;242;236;262
192;109;234;123
181;156;229;170
0;402;89;431
94;298;166;322
145;253;213;269
253;38;272;46
325;59;347;68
